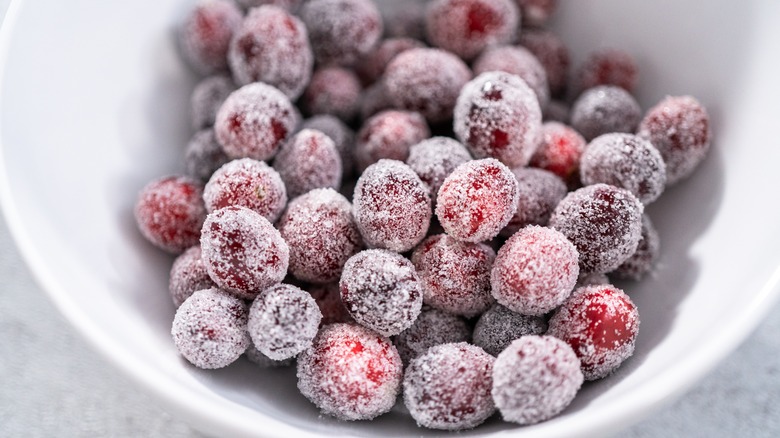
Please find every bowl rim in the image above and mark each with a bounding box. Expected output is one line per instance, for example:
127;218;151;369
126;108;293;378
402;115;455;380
2;0;780;436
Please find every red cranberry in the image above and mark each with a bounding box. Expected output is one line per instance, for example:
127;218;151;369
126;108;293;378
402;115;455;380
436;158;519;243
473;304;547;356
299;0;383;66
393;308;471;365
191;74;235;130
571;85;641;141
403;343;496;430
492;335;583;424
306;282;353;326
519;28;570;98
355;37;425;85
355;110;430;172
575;48;638;95
135;175;207;253
515;0;558;27
637;95;712;185
454;71;543;168
425;0;519;61
473;45;550;108
178;0;242;75
203;158;287;223
302;67;362;122
548;284;640;380
529;121;587;185
406;137;472;205
612;214;660;281
300;115;356;177
185;129;231;183
273;129;343;198
501;167;568;236
296;323;403;420
169;246;217;307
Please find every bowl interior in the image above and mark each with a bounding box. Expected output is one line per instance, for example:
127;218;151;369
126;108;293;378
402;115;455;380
2;0;780;437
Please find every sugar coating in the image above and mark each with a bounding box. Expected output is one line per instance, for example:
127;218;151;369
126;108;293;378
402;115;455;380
303;67;361;122
306;282;354;325
245;343;294;368
355;37;425;85
612;214;660;281
203;158;288;223
383;48;472;123
436;158;519;243
214;82;297;161
355;110;430;172
235;0;302;12
575;48;638;95
191;75;235;130
454;71;543;168
473;304;547;356
300;115;356;177
491;225;579;315
248;283;322;360
359;81;394;122
169;246;217;307
550;184;643;273
393;308;471;365
406;137;472;205
185;129;231;183
576;272;610;288
353;160;432;252
519;28;569;98
278;188;362;284
200;206;289;299
297;323;403;420
637;95;712;185
473;45;550;109
228;6;313;99
178;0;242;75
425;0;519;61
530;121;586;185
571;86;641;141
492;335;583;425
548;284;640;380
273;129;343;198
411;234;496;317
580;133;667;205
135;175;207;254
299;0;383;66
171;288;250;369
515;0;559;27
501;167;567;236
403;342;496;430
339;249;423;336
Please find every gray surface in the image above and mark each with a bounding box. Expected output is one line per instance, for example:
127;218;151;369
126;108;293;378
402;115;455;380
1;3;780;438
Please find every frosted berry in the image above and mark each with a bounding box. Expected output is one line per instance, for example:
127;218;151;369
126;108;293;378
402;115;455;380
302;67;361;122
355;110;430;172
185;129;231;183
355;37;425;85
454;71;543;168
548;284;639;380
178;0;242;75
301;115;356;177
203;158;287;223
273;129;343;198
575;48;638;95
171;288;250;369
191;75;235;130
515;0;558;27
393;308;471;365
299;0;383;66
436;158;519;243
135;175;207;253
492;335;583;425
473;45;550;109
411;234;496;317
473;304;547;356
406;137;472;205
353;160;432;252
501;167;567;236
200;206;289;299
403;343;495;430
571;86;641;141
339;249;423;336
297;323;403;420
529;121;587;185
519;28;570;98
491;225;579;315
307;282;353;326
169;246;217;307
612;214;660;281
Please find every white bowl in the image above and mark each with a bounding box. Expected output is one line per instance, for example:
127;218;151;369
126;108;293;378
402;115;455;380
2;0;780;436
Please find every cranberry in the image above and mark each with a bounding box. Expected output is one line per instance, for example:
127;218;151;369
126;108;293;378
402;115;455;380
273;129;343;198
473;45;550;109
190;74;235;130
169;246;217;307
529;121;587;185
355;37;425;85
612;214;660;281
302;67;362;122
203;158;288;223
574;48;638;95
185;129;231;183
501;167;568;236
393;308;471;365
355;110;430;172
519;28;570;98
299;0;383;66
514;0;558;27
178;0;242;75
473;304;547;356
300;115;356;177
571;85;641;141
406;137;472;205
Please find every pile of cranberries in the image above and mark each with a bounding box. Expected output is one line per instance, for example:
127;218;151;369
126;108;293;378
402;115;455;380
135;0;712;430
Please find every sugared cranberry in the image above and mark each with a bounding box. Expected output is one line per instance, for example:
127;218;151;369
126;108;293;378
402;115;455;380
406;137;472;205
491;225;579;315
383;48;472;123
436;158;519;243
637;95;712;185
473;304;547;356
302;67;362;122
454;71;543;168
393;308;471;365
571;85;641;141
339;249;423;336
306;282;353;326
355;37;425;85
299;0;383;66
612;214;660;281
200;206;289;299
492;335;583;424
235;0;302;11
227;6;313;99
248;283;322;360
297;323;403;420
191;75;235;130
245;343;294;368
300;115;356;177
135;175;207;253
411;234;496;317
515;0;558;27
185;129;231;183
529;121;587;185
473;45;550;109
278;188;362;284
425;0;519;61
355;110;430;172
169;246;217;307
574;48;638;95
403;343;496;430
580;133;667;205
214;82;298;161
171;288;250;369
203;158;287;223
548;284;640;380
353;160;432;252
501;167;567;236
519;28;570;98
550;183;644;273
178;0;242;75
273;129;343;198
